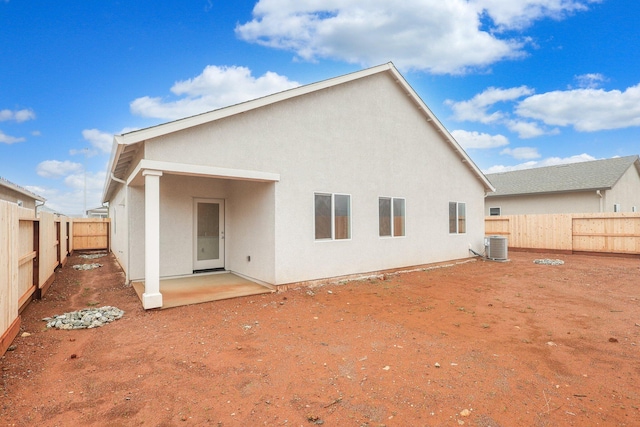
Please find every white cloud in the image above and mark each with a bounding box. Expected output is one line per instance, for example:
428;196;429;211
130;65;300;121
451;130;509;149
0;130;25;144
505;119;556;138
0;108;35;123
572;73;606;89
473;0;601;30
36;160;83;179
446;86;534;123
235;0;596;74
499;146;541;160
516;84;640;131
82;129;113;154
484;153;596;173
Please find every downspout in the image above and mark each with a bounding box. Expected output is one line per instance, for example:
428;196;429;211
35;200;45;217
596;190;603;212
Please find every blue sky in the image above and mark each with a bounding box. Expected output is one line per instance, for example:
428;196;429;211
1;0;638;215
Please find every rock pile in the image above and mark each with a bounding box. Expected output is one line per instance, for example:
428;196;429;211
533;259;565;265
79;253;107;260
42;306;124;330
72;263;103;270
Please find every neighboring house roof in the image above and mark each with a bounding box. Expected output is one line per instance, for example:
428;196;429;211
0;176;46;202
486;155;640;197
102;62;494;202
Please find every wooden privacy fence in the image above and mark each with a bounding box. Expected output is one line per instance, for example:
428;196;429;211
485;213;640;255
72;218;109;250
1;203;110;356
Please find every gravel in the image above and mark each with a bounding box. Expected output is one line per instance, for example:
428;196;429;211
533;259;565;265
42;306;124;330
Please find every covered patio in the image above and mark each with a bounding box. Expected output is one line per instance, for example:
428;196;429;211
131;272;274;309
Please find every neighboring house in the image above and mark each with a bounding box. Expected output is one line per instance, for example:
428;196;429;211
485;155;640;216
86;206;108;218
102;62;494;309
0;176;45;210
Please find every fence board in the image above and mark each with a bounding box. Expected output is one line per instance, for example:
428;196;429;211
0;201;19;356
486;213;640;255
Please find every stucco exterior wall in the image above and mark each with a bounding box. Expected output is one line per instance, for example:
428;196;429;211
605;165;640;212
485;192;601;215
109;184;129;276
135;71;486;285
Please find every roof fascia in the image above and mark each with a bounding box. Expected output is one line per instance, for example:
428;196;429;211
101;135;127;203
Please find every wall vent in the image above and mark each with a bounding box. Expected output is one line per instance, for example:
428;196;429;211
487;236;508;261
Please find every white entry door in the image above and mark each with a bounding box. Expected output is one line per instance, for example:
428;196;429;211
193;199;225;271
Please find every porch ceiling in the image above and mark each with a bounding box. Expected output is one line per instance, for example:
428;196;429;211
127;159;280;186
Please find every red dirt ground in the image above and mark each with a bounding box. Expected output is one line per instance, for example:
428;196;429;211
1;251;640;426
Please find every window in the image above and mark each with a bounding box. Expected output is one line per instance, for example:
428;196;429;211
449;202;466;234
489;207;501;216
17;200;23;207
315;193;351;240
633;206;637;213
379;197;405;237
613;203;621;213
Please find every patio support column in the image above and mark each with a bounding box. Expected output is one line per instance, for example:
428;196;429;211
142;169;163;309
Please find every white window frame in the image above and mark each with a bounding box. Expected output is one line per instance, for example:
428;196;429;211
613;203;621;213
632;206;637;213
17;200;24;207
449;201;466;234
379;197;406;238
314;192;351;241
489;207;501;216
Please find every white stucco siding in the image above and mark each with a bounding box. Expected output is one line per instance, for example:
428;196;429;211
606;165;640;212
226;180;276;284
109;184;129;277
136;72;486;284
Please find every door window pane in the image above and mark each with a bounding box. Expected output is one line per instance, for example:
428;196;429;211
197;203;219;260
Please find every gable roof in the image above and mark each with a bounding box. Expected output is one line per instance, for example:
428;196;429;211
102;62;493;202
0;176;46;202
486;155;640;197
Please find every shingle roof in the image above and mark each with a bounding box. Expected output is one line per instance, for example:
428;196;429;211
485;155;640;197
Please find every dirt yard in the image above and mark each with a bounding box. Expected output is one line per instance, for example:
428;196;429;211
1;251;639;427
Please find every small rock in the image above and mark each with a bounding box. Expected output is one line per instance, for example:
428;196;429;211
434;362;440;368
382;366;390;371
21;332;31;337
609;337;619;343
327;290;333;294
6;345;16;351
460;409;471;417
546;341;557;346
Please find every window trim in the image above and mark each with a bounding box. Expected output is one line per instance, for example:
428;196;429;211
489;207;501;216
449;201;466;234
379;196;406;238
314;192;352;241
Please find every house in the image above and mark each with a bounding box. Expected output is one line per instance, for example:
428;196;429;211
86;206;108;218
102;63;494;309
0;176;45;210
485;155;640;216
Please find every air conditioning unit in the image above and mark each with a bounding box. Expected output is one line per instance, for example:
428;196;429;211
485;236;508;261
